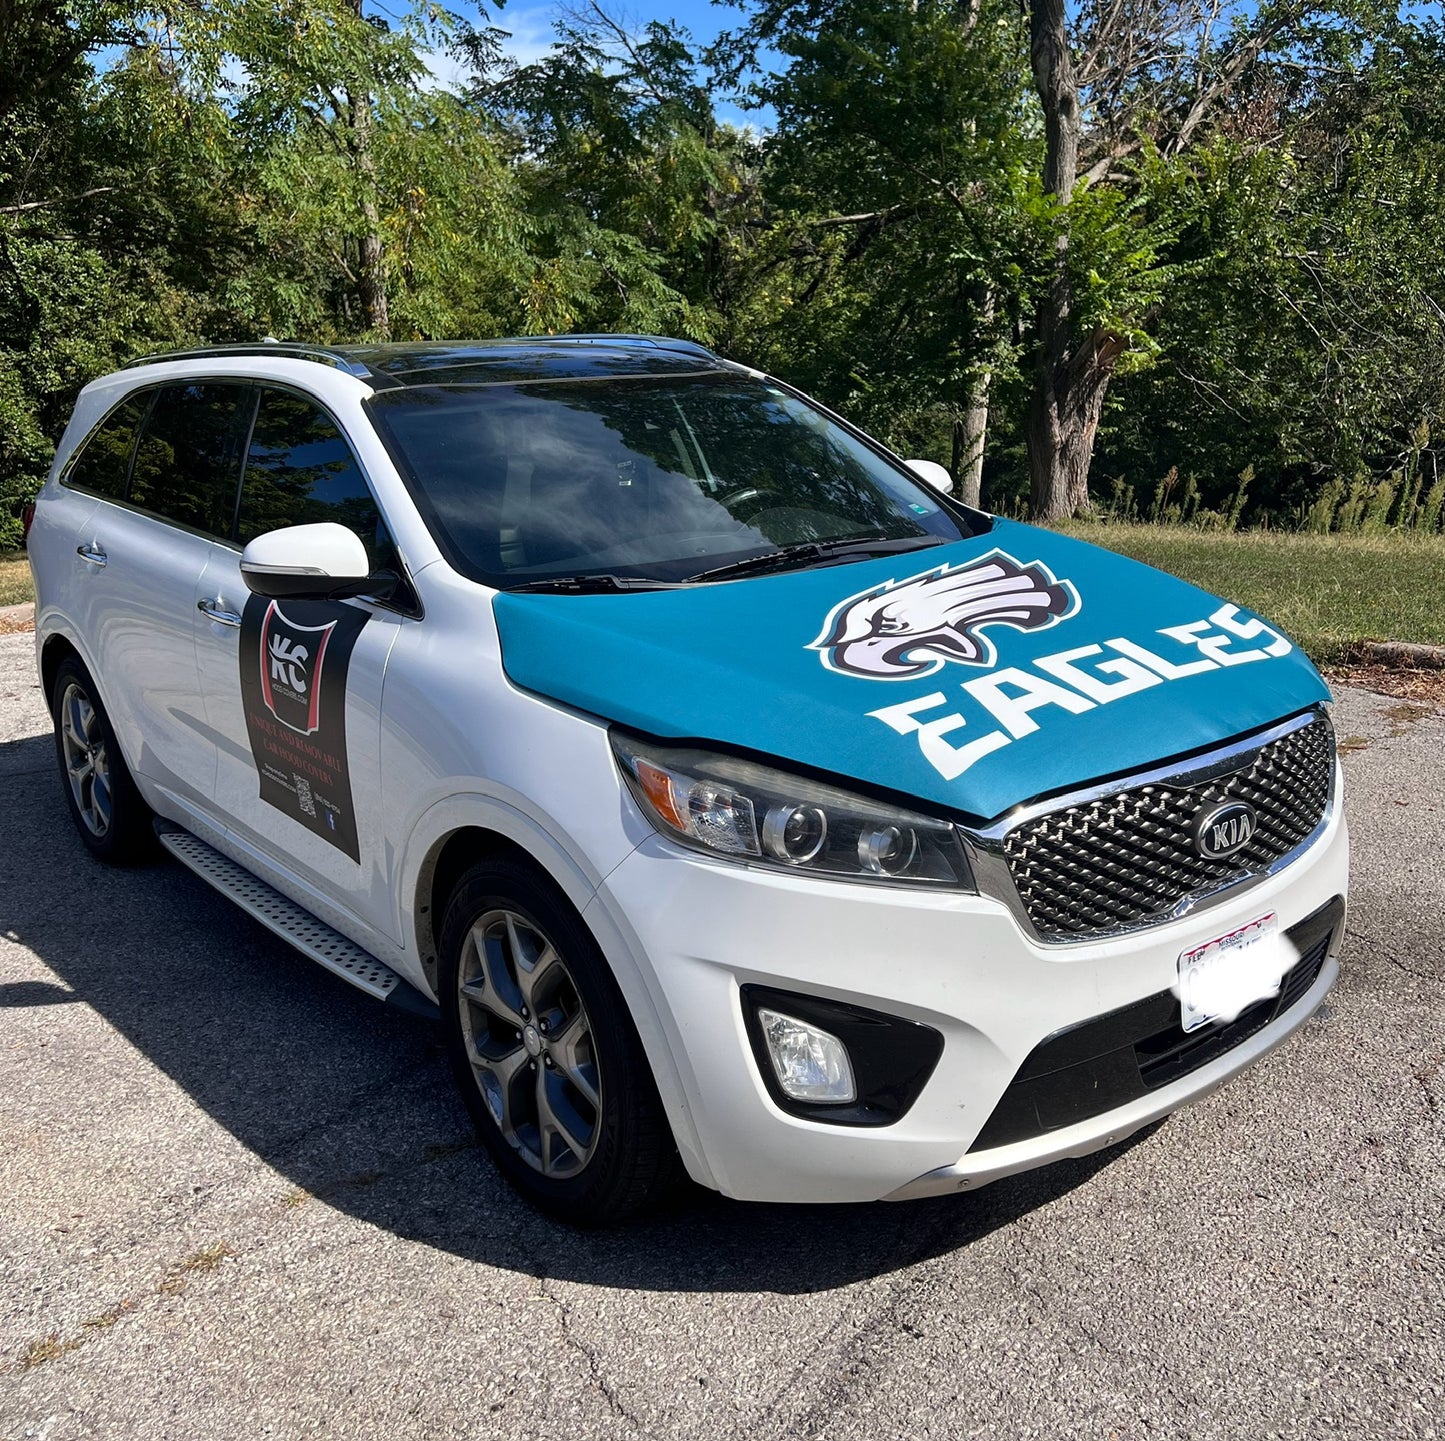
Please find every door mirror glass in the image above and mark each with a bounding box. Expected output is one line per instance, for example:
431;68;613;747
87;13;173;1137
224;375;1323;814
240;522;395;600
904;459;955;495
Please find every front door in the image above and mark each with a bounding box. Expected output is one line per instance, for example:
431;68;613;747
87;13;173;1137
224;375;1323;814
193;385;406;944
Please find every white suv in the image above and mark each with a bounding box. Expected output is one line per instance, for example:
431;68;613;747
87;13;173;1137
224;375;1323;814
28;337;1347;1222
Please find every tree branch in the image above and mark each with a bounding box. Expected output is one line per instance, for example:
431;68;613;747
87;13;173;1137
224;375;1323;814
0;187;118;215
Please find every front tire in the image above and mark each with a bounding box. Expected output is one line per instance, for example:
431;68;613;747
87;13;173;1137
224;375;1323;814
439;858;679;1225
49;655;153;863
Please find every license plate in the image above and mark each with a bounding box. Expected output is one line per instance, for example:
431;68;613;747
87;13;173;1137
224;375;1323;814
1177;913;1284;1033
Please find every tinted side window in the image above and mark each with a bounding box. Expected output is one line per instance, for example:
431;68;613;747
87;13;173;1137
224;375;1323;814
64;393;151;501
130;382;253;537
239;388;390;567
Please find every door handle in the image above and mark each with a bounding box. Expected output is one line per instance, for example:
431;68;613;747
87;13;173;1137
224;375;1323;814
197;598;243;628
76;543;107;567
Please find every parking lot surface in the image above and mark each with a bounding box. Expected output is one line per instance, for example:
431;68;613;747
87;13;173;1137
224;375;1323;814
1;628;1442;1440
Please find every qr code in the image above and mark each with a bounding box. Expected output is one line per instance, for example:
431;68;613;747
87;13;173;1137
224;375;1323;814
295;774;316;818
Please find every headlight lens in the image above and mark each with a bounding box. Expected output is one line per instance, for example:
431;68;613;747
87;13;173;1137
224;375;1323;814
611;732;974;889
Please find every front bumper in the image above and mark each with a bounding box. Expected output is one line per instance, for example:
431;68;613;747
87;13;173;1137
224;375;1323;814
883;949;1337;1199
588;786;1348;1205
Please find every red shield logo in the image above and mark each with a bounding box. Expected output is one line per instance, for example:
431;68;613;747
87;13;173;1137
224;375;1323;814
258;601;337;735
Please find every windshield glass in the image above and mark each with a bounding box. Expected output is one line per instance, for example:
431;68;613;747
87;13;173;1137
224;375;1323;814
366;373;982;588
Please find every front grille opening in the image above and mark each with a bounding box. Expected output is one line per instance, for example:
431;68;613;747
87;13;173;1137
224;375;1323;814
1001;714;1335;942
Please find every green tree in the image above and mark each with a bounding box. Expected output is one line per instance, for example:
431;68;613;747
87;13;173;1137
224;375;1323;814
460;0;747;338
1096;25;1445;525
718;0;1034;505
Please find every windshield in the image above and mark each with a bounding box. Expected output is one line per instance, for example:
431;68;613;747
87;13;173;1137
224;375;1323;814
366;373;983;588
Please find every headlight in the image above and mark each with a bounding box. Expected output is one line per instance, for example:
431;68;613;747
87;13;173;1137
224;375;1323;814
611;732;974;889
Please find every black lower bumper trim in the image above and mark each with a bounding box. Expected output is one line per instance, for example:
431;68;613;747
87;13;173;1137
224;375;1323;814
967;896;1344;1153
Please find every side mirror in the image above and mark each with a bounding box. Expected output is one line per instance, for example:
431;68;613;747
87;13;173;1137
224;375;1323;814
905;459;955;495
240;522;397;602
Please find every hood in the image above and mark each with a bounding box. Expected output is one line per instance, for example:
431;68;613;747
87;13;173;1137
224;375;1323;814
492;519;1330;823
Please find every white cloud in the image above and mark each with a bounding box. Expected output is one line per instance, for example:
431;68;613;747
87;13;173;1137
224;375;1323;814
421;1;559;91
421;45;473;92
493;2;563;69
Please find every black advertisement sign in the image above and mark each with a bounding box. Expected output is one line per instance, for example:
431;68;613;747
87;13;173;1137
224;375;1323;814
239;595;370;862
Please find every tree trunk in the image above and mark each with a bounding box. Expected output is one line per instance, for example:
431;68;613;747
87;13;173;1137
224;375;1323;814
346;87;389;339
952;377;989;509
345;1;389;339
1028;331;1125;520
1025;0;1114;521
951;287;994;508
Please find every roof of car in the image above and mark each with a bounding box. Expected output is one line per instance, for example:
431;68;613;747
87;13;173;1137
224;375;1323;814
121;335;737;388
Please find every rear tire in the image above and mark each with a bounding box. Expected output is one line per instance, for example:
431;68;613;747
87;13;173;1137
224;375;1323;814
49;655;154;864
439;857;680;1225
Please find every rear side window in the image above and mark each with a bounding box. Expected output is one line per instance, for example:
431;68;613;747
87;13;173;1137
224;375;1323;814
239;388;391;567
129;382;253;537
64;393;151;500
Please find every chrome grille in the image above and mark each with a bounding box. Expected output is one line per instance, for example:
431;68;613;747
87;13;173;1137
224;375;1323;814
998;713;1335;942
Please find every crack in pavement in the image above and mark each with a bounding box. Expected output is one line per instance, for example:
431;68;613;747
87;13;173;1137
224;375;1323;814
1347;928;1440;982
750;1206;975;1440
536;1274;641;1432
7;1243;237;1376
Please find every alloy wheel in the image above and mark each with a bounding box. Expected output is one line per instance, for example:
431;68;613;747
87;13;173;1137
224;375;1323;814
59;681;112;838
456;908;602;1178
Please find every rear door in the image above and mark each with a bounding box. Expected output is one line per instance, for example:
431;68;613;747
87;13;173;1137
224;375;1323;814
193;384;406;942
62;380;253;813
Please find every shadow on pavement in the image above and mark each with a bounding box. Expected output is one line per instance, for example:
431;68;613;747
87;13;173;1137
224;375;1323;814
1;730;1151;1295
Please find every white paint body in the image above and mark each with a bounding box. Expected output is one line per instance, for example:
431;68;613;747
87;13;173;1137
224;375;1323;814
28;355;1350;1204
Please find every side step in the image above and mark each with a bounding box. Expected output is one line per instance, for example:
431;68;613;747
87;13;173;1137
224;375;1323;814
154;820;440;1021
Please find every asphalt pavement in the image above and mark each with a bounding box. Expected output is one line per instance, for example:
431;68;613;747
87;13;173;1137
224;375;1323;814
1;627;1441;1440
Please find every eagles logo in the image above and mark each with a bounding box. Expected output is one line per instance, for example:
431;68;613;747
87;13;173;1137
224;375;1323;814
810;550;1079;680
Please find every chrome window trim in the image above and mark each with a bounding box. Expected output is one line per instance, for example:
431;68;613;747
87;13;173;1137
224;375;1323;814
960;708;1337;946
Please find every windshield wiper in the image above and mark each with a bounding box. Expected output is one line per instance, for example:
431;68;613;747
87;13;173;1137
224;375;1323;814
504;574;689;594
685;534;943;585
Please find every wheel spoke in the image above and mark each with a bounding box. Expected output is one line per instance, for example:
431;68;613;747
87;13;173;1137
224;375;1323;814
472;923;526;1025
472;1043;530;1134
522;947;564;1012
506;919;553;1009
548;1011;600;1110
89;771;111;831
62;695;90;755
535;1068;592;1176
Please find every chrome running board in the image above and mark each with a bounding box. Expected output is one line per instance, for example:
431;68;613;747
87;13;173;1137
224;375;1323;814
154;820;439;1020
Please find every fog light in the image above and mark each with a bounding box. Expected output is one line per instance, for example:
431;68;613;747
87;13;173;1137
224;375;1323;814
757;1007;856;1103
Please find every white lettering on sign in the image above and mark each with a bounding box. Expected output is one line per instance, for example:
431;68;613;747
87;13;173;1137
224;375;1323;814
1033;643;1164;703
874;607;1296;781
867;692;1009;781
961;666;1096;739
269;634;310;693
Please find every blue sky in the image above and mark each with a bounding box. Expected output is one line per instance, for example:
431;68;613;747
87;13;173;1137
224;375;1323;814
439;0;773;128
93;2;776;129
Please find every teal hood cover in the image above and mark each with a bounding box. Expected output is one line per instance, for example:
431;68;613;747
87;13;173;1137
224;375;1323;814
493;519;1330;823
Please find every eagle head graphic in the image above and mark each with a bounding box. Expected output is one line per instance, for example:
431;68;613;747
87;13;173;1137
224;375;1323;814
809;551;1078;680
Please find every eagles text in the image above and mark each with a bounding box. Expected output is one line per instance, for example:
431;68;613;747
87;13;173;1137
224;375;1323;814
869;604;1294;782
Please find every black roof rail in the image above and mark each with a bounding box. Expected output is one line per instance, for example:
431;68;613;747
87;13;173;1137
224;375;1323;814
120;342;375;378
118;334;727;386
522;333;722;360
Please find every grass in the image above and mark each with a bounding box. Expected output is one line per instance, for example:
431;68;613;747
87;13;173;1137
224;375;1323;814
1058;524;1445;662
0;550;32;608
